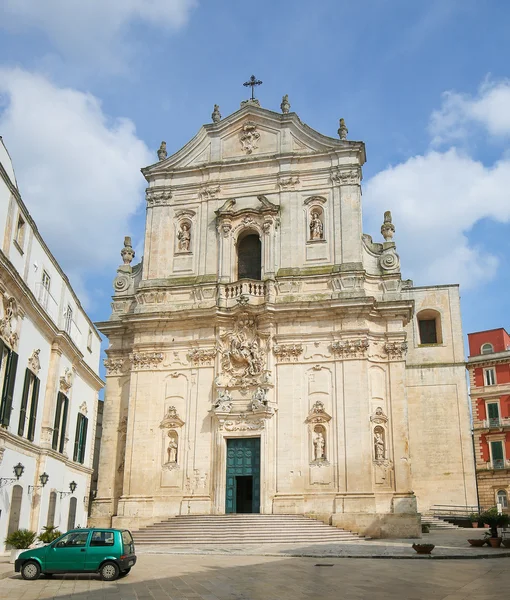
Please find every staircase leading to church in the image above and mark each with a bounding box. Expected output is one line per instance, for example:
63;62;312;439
421;514;461;530
132;514;360;545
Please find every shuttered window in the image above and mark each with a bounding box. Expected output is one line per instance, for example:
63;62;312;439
73;413;88;464
18;369;40;440
52;392;69;453
0;339;18;427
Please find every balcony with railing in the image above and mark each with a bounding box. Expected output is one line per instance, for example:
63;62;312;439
478;459;510;471
35;281;59;323
475;417;510;430
218;279;273;308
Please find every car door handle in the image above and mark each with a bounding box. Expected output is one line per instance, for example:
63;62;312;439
80;549;86;552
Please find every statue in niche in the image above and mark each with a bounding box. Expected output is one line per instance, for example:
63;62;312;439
178;223;191;252
374;427;385;461
167;433;178;463
313;429;326;460
309;211;324;240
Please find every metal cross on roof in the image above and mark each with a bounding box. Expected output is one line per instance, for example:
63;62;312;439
243;75;263;100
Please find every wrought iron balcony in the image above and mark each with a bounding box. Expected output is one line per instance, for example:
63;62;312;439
493;459;506;470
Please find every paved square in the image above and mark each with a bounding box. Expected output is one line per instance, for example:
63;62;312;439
1;554;510;600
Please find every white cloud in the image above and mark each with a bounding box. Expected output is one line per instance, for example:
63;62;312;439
430;79;510;145
0;68;153;302
364;148;510;289
0;0;197;73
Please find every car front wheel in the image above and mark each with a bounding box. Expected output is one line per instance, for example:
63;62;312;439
21;561;41;581
100;561;119;581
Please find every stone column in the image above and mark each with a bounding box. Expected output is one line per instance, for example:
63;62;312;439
89;367;127;527
39;343;62;449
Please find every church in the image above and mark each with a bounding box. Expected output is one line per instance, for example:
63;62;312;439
90;88;476;538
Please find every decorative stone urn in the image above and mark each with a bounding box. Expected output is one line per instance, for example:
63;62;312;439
412;543;435;554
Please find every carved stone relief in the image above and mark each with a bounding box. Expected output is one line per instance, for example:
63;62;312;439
217;312;269;389
28;349;41;375
187;348;217;366
213;389;233;413
130;351;164;370
0;296;19;349
159;406;185;430
219;416;265;431
239;121;260;154
273;343;303;361
146;188;173;207
384;341;408;360
330;338;369;358
104;357;125;376
59;367;73;393
330;167;360;186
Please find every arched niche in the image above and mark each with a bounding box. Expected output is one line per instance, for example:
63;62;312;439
165;430;179;465
304;196;327;243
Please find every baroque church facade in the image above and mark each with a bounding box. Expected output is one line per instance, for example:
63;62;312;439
90;96;476;537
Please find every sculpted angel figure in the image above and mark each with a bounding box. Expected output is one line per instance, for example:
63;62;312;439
178;223;191;252
309;211;324;240
374;430;385;460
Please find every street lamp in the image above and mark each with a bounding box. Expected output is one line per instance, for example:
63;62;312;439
0;463;25;488
59;481;77;499
28;472;50;494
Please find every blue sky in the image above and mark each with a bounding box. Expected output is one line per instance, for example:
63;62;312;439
0;0;509;342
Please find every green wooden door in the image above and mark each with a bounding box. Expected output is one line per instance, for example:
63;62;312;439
226;438;260;513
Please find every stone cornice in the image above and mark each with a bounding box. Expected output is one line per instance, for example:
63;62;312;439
0;252;104;391
0;429;94;475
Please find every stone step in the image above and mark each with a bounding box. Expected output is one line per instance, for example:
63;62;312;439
131;514;360;545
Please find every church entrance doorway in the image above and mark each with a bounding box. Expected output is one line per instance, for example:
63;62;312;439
226;438;260;514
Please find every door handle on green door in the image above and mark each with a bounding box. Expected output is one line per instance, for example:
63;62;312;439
80;549;85;552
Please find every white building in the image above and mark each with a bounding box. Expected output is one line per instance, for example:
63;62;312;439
0;137;103;550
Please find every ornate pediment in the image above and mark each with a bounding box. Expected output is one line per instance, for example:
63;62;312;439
159;406;185;429
305;400;332;425
141;106;366;176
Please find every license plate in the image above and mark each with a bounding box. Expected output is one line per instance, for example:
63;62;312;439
128;560;134;566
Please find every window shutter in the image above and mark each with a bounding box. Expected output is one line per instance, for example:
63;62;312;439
488;403;500;420
0;351;18;426
59;396;69;453
18;369;32;436
27;376;40;441
73;414;81;462
491;441;504;460
52;393;63;450
80;417;88;464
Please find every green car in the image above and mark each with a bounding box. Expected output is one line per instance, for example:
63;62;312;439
14;528;136;581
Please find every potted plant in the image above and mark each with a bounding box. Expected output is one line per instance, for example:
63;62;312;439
467;538;485;547
412;543;435;554
38;525;62;545
479;506;510;548
5;529;37;563
469;513;480;528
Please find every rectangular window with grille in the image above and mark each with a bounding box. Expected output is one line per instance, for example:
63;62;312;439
491;441;505;469
52;392;68;452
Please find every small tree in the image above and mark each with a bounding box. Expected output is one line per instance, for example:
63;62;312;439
38;525;62;544
5;529;37;549
480;506;510;538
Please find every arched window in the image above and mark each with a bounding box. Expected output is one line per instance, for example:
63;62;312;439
237;233;261;280
47;491;57;527
481;343;494;355
497;489;508;509
417;309;442;345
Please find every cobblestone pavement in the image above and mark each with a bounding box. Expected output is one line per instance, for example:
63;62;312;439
1;554;510;600
134;529;510;559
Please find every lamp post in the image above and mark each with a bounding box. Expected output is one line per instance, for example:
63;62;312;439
28;472;49;494
59;481;77;499
0;463;25;488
